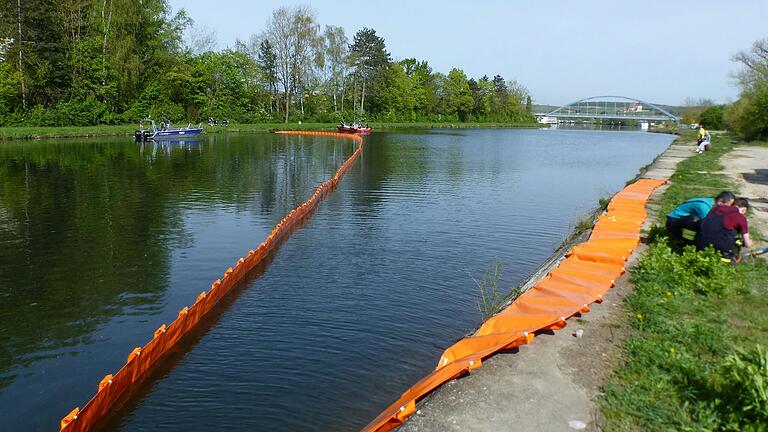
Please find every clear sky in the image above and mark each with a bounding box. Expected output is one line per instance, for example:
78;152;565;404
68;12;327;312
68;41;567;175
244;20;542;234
168;0;767;106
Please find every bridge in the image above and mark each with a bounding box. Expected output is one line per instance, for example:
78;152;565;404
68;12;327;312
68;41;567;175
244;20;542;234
540;95;681;123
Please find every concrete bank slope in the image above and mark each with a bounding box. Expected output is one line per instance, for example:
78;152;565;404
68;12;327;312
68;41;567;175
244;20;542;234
397;140;692;432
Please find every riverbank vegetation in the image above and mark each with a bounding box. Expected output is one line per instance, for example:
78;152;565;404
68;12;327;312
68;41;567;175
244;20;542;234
726;38;768;141
602;134;768;431
0;121;539;140
0;1;534;128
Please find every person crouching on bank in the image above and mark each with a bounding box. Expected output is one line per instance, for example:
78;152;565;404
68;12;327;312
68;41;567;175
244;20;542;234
696;197;752;262
666;191;735;242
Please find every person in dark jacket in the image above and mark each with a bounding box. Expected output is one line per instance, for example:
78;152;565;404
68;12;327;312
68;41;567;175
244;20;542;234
696;198;752;261
666;191;735;242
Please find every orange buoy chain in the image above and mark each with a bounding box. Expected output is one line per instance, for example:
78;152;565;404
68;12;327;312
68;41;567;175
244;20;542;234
60;131;364;432
362;178;667;432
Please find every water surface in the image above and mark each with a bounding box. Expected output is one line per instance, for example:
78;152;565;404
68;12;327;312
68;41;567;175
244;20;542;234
0;129;673;430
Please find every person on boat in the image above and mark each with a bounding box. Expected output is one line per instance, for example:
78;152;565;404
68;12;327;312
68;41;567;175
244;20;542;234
666;191;735;242
696;197;752;262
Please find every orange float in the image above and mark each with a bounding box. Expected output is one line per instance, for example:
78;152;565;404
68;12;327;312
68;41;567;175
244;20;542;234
60;131;364;432
362;178;667;432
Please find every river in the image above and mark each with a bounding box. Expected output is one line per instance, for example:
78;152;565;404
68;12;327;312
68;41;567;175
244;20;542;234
0;128;674;431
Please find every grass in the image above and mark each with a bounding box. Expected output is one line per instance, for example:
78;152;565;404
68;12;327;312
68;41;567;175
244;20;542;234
471;258;511;320
0;124;138;140
601;133;768;431
0;121;539;140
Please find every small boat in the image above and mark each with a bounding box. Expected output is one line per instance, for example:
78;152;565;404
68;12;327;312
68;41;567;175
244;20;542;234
337;121;372;134
135;118;203;141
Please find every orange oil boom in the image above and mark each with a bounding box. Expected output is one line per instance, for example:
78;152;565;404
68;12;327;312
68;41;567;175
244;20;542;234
362;178;667;432
60;132;364;432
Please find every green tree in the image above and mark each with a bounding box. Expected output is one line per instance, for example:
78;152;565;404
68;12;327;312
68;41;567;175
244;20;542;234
471;75;493;120
401;58;437;119
256;39;278;116
265;5;318;123
728;37;768;139
445;68;473;121
349;27;391;116
698;105;726;130
383;62;415;121
0;61;20;123
321;25;348;113
0;3;538;126
491;74;508;116
727;81;768;140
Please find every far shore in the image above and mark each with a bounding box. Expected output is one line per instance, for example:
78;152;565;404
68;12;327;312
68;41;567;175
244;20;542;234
0;122;541;141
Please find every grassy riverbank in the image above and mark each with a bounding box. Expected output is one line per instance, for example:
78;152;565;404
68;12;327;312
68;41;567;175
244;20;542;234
0;121;540;141
602;134;768;430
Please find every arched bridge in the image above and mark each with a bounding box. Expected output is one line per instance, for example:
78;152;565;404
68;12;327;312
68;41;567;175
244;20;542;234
544;95;681;122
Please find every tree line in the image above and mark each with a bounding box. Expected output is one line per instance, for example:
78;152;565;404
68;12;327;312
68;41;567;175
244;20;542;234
726;37;768;140
0;2;534;127
680;37;768;139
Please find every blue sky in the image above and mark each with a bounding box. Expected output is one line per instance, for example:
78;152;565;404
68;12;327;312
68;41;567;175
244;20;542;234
168;0;767;106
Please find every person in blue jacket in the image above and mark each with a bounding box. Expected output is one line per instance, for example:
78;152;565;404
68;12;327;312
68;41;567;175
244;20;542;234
666;191;735;242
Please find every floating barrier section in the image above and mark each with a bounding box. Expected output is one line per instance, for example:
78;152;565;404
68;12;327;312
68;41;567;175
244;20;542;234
60;131;364;432
362;178;667;432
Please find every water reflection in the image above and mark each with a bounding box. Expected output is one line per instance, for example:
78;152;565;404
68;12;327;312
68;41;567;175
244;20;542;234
0;129;673;432
139;139;204;159
113;129;674;432
0;134;354;431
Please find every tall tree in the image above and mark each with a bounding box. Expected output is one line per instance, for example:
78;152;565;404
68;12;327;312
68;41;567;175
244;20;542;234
349;27;390;115
265;5;318;123
256;39;278;115
728;37;768;140
322;25;347;112
732;37;768;91
445;68;473;121
401;58;435;117
15;0;26;109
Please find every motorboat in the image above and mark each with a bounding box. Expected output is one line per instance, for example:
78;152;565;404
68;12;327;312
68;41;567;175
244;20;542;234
135;118;203;141
337;121;372;134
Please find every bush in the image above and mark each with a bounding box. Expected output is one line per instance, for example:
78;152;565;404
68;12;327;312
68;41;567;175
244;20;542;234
633;239;734;297
727;81;768;141
698;105;726;130
700;346;768;431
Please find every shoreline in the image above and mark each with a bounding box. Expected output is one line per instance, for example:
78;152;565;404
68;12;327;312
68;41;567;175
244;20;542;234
391;134;691;432
0;122;540;141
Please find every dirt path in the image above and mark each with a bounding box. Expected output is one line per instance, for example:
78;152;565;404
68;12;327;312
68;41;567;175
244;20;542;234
397;140;692;432
720;146;768;238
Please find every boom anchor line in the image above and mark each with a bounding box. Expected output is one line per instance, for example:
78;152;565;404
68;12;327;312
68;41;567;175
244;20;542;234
59;131;364;432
